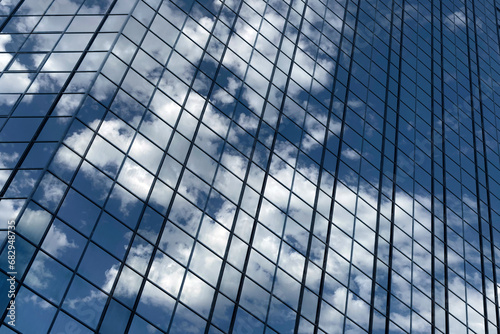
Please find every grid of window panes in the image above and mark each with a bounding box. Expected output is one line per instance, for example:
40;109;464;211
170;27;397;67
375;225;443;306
1;0;500;333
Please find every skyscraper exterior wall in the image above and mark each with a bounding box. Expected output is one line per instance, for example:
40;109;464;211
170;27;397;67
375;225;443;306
0;0;500;333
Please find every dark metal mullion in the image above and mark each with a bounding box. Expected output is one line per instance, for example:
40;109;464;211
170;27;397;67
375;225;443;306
430;0;438;331
226;0;310;332
343;172;362;331
453;7;470;331
340;2;364;332
468;0;500;330
439;0;450;332
312;0;364;332
309;1;351;332
494;5;500;54
384;0;406;332
368;0;398;331
0;0;122;329
408;17;419;334
480;63;500;334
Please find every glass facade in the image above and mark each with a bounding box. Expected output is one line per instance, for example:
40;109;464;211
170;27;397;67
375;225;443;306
0;0;500;332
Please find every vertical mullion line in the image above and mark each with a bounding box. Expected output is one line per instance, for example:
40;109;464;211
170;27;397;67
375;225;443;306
368;0;397;331
204;1;296;332
384;0;405;332
312;0;362;332
0;0;121;327
457;6;469;331
430;0;437;331
463;0;489;332
293;0;349;331
0;0;25;31
341;3;363;330
494;2;500;52
469;0;500;330
439;0;450;331
226;0;310;332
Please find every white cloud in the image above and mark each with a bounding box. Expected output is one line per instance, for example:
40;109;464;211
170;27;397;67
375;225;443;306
24;258;53;289
24;294;53;310
0;0;17;14
117;159;154;200
65;289;106;310
0;35;14;72
16;207;52;243
44;224;77;256
0;72;37;94
0;199;23;229
0;151;19;184
343;147;360;160
446;10;467;29
36;173;65;207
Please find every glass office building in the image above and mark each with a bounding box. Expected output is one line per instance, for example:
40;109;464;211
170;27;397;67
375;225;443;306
0;0;500;332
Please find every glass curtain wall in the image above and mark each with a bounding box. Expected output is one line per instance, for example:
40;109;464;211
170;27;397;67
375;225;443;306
0;0;500;333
